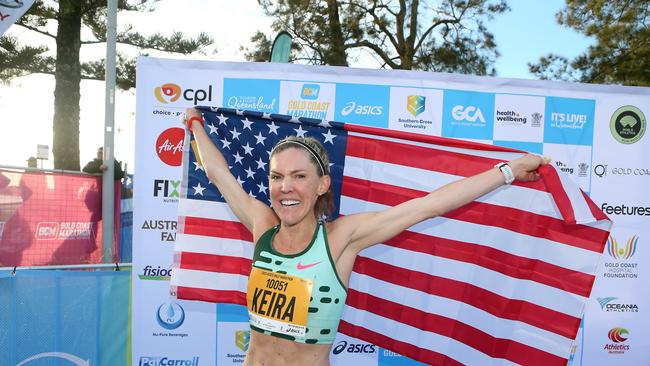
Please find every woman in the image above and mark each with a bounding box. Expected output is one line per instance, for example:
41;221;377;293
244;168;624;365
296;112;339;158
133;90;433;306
183;107;547;366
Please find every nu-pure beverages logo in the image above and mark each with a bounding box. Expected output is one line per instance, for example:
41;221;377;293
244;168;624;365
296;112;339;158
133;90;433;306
335;83;389;127
544;96;595;146
442;89;494;140
223;78;279;114
154;82;214;105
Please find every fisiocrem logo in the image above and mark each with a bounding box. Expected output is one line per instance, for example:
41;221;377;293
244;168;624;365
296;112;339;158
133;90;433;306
154;83;182;104
608;328;629;343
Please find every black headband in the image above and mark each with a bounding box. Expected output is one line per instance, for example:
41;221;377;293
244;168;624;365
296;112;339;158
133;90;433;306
271;140;328;176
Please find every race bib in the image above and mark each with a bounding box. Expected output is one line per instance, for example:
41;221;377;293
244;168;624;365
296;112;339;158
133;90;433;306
247;267;313;337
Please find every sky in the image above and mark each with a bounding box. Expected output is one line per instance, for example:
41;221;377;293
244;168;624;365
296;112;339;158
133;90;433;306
0;0;593;172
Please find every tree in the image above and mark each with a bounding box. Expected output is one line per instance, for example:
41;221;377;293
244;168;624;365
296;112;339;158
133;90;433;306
0;1;213;170
529;0;649;86
244;0;509;75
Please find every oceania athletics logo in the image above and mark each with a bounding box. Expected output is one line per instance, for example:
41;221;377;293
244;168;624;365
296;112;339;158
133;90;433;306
156;301;185;330
610;105;646;144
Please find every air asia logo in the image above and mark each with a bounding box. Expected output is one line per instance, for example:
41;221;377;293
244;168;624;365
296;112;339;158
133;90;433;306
156;128;185;167
604;328;630;354
139;265;172;281
407;95;425;117
235;330;250;352
341;101;383;117
451;105;485;123
331;340;377;355
154;82;213;105
597;297;639;313
153;179;181;203
610;105;646;144
139;357;199;366
142;219;177;242
593;164;650;178
601;203;650;216
607;235;638;259
156;301;185;330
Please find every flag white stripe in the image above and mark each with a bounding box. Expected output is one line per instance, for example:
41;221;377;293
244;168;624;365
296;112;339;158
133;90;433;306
358;244;586;316
174;233;253;257
341;196;600;274
178;199;239;221
349;273;572;357
170;268;248;292
555;169;595;224
340;306;521;366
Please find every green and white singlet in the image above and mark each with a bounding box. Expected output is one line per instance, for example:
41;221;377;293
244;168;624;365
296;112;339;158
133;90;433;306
246;222;347;344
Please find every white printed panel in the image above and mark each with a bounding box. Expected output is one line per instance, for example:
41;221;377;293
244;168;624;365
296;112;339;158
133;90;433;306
493;94;545;142
388;87;443;136
279;81;336;121
216;322;250;365
542;143;592;192
330;333;379;366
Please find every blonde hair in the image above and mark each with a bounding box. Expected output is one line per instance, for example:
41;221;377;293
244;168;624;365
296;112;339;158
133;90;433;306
270;136;334;219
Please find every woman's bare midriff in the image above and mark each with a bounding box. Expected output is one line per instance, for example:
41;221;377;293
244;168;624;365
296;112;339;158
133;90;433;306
243;330;332;366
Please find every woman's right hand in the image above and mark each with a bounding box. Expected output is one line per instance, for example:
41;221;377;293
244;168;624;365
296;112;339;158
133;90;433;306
183;108;204;131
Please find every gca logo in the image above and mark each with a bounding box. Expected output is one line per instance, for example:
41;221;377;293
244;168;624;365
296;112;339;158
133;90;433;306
452;105;485;123
341;101;383;116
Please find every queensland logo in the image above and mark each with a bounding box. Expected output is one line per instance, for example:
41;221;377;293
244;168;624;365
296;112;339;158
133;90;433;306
139;356;199;366
407;95;425;116
227;95;276;111
139;265;172;281
610;105;646;144
156;301;185;330
331;340;377;355
154;82;213;105
531;112;543;127
341;101;383;117
452;105;485;123
301;84;320;100
156;128;185;167
597;297;639;313
578;162;589;177
235;330;250;352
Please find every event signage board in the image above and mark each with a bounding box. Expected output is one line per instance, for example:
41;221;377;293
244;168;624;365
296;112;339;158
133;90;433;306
134;57;650;365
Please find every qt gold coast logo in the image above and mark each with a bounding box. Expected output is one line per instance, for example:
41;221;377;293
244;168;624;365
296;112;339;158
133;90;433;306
154;83;182;104
610;105;646;144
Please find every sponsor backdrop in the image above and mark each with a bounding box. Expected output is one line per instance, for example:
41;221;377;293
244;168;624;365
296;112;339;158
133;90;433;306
134;57;650;365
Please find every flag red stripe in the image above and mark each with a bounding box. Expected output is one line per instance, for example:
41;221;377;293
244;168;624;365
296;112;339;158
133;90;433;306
384;229;595;297
176;287;246;305
345;290;568;366
179;252;252;276
338;320;464;366
342;175;608;252
183;217;253;242
582;189;609;221
353;257;580;339
540;165;577;224
345;134;547;191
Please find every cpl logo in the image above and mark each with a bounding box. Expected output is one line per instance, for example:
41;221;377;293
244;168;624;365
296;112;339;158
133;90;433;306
606;235;638;260
154;83;182;104
156;301;185;330
156;127;185;167
451;105;485;123
607;328;629;343
332;340;376;355
341;101;383;117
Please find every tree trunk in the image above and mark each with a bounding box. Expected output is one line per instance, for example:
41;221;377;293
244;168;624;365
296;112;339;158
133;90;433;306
325;0;348;66
52;0;82;170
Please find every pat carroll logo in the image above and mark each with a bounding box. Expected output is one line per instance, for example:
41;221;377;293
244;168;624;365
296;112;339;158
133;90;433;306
610;105;646;144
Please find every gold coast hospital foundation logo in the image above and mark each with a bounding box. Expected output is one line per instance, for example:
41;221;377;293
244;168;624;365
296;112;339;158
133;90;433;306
603;235;639;279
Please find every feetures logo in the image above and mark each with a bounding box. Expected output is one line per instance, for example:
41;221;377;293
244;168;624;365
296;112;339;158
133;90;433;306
604;328;630;354
610;105;646;144
235;330;250;352
154;82;214;105
407;95;425;116
156;128;185;167
139;265;172;281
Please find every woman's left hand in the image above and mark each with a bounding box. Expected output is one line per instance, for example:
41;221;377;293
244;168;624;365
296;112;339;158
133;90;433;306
509;154;550;182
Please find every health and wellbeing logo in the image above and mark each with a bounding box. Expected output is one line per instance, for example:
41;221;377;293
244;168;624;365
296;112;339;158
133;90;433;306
156;301;185;330
442;89;494;140
154;82;214;105
223;78;280;113
610;105;646;144
335;83;389;127
407;95;426;116
544;96;595;146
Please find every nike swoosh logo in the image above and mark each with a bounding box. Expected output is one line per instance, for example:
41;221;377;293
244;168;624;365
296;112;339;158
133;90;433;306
296;261;322;270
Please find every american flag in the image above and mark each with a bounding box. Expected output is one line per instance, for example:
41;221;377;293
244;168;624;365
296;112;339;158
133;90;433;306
171;107;611;366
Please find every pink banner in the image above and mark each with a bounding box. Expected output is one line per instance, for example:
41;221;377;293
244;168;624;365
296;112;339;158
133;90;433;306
0;169;120;266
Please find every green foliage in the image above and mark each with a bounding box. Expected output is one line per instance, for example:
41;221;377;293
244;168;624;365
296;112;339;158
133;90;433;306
529;0;649;86
244;0;509;75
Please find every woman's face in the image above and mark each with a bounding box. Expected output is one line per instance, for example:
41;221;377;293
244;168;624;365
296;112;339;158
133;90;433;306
269;147;329;227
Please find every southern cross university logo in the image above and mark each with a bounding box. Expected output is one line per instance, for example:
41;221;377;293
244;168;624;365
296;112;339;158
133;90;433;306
407;95;425;117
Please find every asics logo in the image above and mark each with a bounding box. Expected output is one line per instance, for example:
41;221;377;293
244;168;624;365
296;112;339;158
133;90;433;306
296;261;322;270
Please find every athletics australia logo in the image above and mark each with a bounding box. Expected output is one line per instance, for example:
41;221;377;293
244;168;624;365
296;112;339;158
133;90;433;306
603;235;640;280
604;328;630;354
